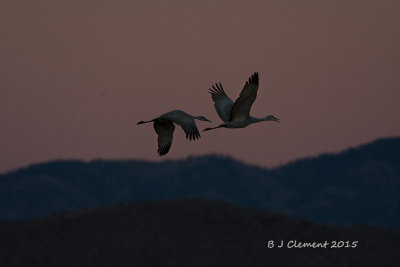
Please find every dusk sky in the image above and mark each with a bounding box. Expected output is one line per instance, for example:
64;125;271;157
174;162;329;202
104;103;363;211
1;0;399;173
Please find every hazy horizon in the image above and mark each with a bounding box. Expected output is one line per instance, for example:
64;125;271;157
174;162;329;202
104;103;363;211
1;0;399;173
2;135;399;175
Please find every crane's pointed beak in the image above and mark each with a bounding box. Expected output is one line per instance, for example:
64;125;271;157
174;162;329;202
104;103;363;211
274;118;281;123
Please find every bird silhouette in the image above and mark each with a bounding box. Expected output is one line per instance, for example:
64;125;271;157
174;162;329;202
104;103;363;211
137;110;211;156
204;72;280;131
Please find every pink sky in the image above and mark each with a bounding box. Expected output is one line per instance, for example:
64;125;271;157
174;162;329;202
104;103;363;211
1;0;399;173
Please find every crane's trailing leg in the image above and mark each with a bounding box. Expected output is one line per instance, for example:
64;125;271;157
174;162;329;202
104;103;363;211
203;124;225;131
137;120;154;125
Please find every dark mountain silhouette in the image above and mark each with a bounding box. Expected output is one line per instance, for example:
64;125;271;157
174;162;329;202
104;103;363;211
1;199;399;267
1;137;399;231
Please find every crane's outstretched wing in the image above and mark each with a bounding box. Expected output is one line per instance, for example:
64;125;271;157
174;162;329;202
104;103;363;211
177;119;200;141
160;110;201;141
153;119;175;156
229;72;259;122
209;82;234;123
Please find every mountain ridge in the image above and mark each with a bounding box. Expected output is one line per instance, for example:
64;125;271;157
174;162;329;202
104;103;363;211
1;137;399;230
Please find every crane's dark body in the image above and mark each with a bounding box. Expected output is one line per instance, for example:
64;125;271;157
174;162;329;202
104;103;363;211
137;110;210;156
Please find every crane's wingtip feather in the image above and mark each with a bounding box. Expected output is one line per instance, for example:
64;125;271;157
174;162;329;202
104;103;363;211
209;83;225;95
157;144;171;156
245;72;259;86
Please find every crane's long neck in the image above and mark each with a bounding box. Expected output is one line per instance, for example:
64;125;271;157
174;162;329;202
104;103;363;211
250;115;276;122
249;115;280;125
249;116;267;123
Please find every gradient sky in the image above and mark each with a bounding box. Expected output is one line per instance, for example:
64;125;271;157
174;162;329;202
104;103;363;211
1;0;399;173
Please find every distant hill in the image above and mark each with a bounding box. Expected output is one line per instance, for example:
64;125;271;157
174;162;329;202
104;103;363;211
1;137;399;230
1;199;399;267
